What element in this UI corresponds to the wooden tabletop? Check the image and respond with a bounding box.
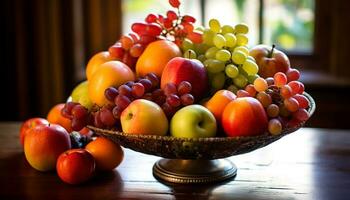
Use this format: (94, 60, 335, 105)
(1, 122, 350, 200)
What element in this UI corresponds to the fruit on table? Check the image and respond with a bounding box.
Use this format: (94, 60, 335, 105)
(161, 57, 208, 99)
(56, 149, 95, 184)
(204, 90, 236, 122)
(47, 103, 73, 132)
(222, 97, 268, 137)
(86, 51, 114, 80)
(121, 99, 168, 136)
(24, 124, 71, 171)
(170, 105, 217, 138)
(136, 40, 181, 78)
(249, 44, 290, 78)
(85, 137, 124, 171)
(88, 61, 135, 107)
(71, 80, 93, 111)
(19, 118, 49, 147)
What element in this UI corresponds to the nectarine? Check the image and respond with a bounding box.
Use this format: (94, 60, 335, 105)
(88, 61, 135, 107)
(136, 40, 181, 78)
(86, 51, 114, 80)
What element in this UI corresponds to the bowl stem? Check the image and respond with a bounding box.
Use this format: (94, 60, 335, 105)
(152, 158, 237, 184)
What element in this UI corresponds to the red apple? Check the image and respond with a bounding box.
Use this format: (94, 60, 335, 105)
(56, 149, 95, 185)
(24, 124, 71, 171)
(249, 44, 290, 78)
(222, 97, 268, 137)
(161, 57, 208, 99)
(19, 118, 49, 147)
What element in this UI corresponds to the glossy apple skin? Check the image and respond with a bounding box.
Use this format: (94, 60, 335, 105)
(56, 149, 95, 185)
(24, 124, 71, 172)
(161, 57, 208, 99)
(222, 97, 268, 137)
(249, 45, 290, 78)
(19, 118, 49, 147)
(121, 99, 168, 136)
(170, 105, 217, 138)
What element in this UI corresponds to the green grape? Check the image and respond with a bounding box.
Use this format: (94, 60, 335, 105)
(215, 49, 231, 62)
(211, 72, 226, 90)
(213, 34, 226, 49)
(184, 49, 197, 59)
(195, 26, 205, 32)
(209, 19, 221, 33)
(221, 25, 235, 34)
(231, 50, 247, 64)
(233, 74, 248, 88)
(237, 65, 249, 77)
(235, 23, 249, 34)
(236, 34, 248, 46)
(197, 54, 206, 62)
(194, 43, 209, 55)
(225, 64, 239, 78)
(205, 46, 219, 59)
(247, 74, 259, 84)
(203, 29, 215, 45)
(227, 84, 239, 94)
(224, 33, 237, 47)
(242, 60, 259, 75)
(205, 59, 226, 73)
(234, 46, 249, 56)
(247, 55, 256, 62)
(181, 38, 194, 51)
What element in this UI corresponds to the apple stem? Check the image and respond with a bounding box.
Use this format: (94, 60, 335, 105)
(268, 44, 275, 58)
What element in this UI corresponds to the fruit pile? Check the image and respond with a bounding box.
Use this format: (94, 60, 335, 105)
(19, 0, 311, 185)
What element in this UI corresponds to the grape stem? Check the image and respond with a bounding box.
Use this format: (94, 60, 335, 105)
(268, 44, 276, 58)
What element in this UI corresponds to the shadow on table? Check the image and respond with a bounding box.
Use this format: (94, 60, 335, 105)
(0, 153, 124, 200)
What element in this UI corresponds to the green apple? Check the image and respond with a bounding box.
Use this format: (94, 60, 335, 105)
(170, 105, 217, 138)
(71, 81, 93, 110)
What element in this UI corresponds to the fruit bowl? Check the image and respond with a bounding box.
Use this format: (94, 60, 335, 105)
(89, 93, 315, 184)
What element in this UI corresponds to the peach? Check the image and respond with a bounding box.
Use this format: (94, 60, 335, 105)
(222, 97, 268, 137)
(85, 137, 124, 171)
(204, 90, 236, 122)
(86, 51, 114, 80)
(136, 40, 181, 78)
(24, 124, 71, 171)
(88, 61, 135, 107)
(47, 104, 73, 133)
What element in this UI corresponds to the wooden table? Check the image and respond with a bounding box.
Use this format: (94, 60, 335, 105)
(1, 122, 350, 200)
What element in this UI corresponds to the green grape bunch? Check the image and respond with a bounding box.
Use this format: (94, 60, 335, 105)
(182, 18, 260, 94)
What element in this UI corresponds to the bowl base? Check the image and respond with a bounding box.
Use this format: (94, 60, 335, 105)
(152, 158, 237, 184)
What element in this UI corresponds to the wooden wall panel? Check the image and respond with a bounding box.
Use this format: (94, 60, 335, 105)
(2, 0, 122, 120)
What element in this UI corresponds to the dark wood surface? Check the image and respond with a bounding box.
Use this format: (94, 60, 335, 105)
(1, 122, 350, 200)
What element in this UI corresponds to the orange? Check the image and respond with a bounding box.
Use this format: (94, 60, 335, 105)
(136, 40, 181, 78)
(47, 103, 73, 133)
(204, 90, 236, 122)
(86, 51, 114, 80)
(88, 61, 135, 106)
(85, 137, 124, 171)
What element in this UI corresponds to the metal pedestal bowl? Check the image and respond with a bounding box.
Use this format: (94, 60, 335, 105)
(88, 93, 315, 184)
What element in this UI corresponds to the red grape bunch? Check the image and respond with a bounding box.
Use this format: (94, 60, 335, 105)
(162, 81, 195, 117)
(61, 102, 93, 132)
(108, 0, 202, 69)
(235, 68, 310, 135)
(87, 73, 196, 129)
